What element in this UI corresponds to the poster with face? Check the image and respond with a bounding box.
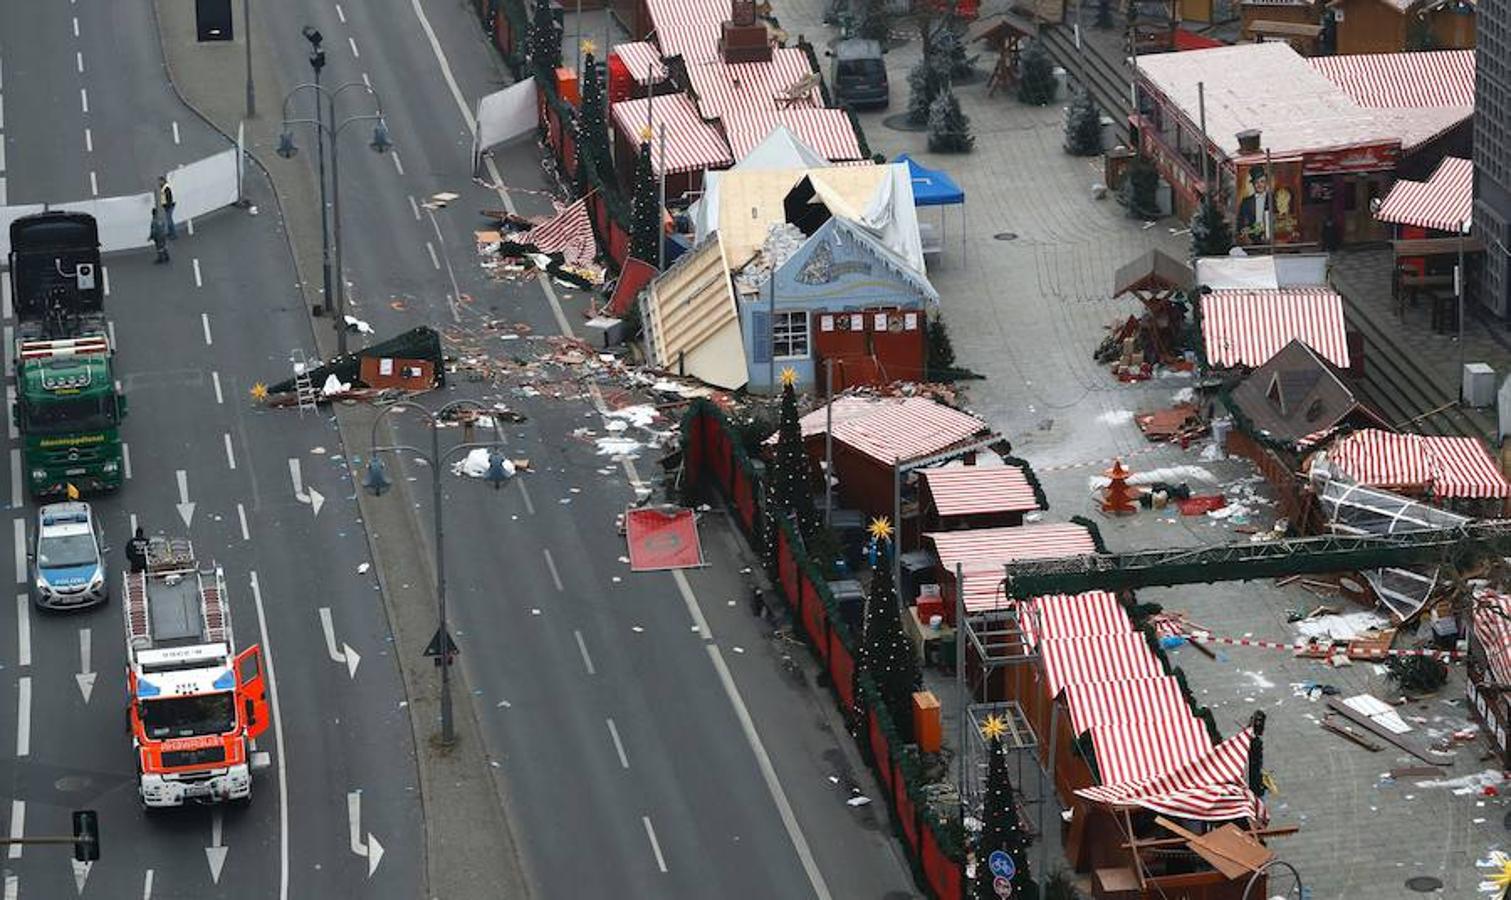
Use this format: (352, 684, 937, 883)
(1234, 160, 1303, 245)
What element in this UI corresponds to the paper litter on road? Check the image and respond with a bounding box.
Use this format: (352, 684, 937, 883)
(321, 373, 351, 396)
(357, 562, 371, 575)
(452, 447, 515, 480)
(846, 796, 871, 807)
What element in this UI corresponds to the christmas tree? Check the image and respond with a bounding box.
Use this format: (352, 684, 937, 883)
(906, 55, 946, 125)
(927, 87, 974, 153)
(931, 19, 974, 81)
(857, 519, 922, 735)
(1017, 39, 1057, 106)
(1189, 194, 1234, 257)
(628, 139, 660, 265)
(763, 368, 820, 562)
(528, 0, 563, 73)
(1119, 155, 1161, 220)
(1064, 87, 1104, 157)
(854, 0, 893, 42)
(575, 47, 611, 198)
(976, 716, 1038, 900)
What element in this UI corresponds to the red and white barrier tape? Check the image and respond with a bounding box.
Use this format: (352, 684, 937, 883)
(1182, 632, 1464, 662)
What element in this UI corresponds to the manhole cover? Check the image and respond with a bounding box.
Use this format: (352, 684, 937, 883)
(994, 232, 1019, 241)
(1405, 876, 1444, 892)
(881, 113, 928, 133)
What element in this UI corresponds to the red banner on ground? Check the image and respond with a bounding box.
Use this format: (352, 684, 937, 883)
(625, 507, 704, 571)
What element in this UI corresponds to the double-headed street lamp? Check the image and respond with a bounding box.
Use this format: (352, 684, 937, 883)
(363, 400, 514, 747)
(278, 29, 392, 357)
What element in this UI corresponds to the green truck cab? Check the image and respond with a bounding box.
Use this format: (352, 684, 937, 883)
(7, 212, 126, 499)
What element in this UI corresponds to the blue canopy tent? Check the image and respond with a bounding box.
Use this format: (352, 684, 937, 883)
(895, 153, 966, 264)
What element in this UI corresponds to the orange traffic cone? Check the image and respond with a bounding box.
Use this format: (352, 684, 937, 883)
(1101, 458, 1138, 515)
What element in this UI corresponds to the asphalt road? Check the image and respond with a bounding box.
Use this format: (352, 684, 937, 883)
(0, 2, 423, 897)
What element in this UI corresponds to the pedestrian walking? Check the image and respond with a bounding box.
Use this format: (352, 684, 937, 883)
(126, 527, 149, 574)
(158, 175, 177, 239)
(149, 209, 170, 263)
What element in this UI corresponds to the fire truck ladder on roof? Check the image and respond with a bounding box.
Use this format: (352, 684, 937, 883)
(197, 566, 231, 646)
(19, 334, 110, 359)
(291, 349, 318, 416)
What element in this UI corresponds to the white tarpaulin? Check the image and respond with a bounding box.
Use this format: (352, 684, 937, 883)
(55, 193, 155, 252)
(473, 78, 537, 169)
(165, 148, 240, 221)
(1195, 252, 1329, 289)
(0, 204, 46, 258)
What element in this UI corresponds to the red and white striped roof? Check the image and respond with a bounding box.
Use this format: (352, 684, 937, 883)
(610, 93, 734, 175)
(1021, 591, 1129, 645)
(1375, 157, 1472, 234)
(783, 396, 901, 443)
(1424, 436, 1511, 499)
(921, 466, 1042, 517)
(1474, 591, 1511, 685)
(1061, 676, 1192, 735)
(928, 524, 1098, 613)
(830, 397, 989, 466)
(1038, 634, 1165, 696)
(612, 42, 669, 85)
(1201, 288, 1350, 370)
(1327, 429, 1431, 487)
(687, 49, 821, 118)
(1077, 727, 1265, 823)
(1087, 716, 1214, 787)
(518, 196, 597, 268)
(644, 0, 723, 67)
(1310, 50, 1474, 110)
(722, 108, 865, 164)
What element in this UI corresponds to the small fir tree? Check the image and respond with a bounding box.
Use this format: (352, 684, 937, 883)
(528, 0, 563, 73)
(763, 369, 821, 561)
(1017, 39, 1057, 106)
(925, 312, 956, 377)
(855, 0, 893, 41)
(1064, 88, 1104, 156)
(976, 717, 1038, 900)
(1119, 155, 1161, 219)
(927, 87, 974, 153)
(856, 520, 922, 736)
(1189, 195, 1234, 257)
(628, 141, 660, 265)
(931, 20, 973, 81)
(907, 56, 946, 125)
(574, 49, 611, 198)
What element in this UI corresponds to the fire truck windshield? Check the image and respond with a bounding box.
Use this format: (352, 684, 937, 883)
(141, 692, 236, 739)
(25, 395, 118, 434)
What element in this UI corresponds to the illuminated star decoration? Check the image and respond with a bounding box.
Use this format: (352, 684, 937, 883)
(868, 516, 893, 543)
(639, 124, 653, 143)
(1480, 851, 1511, 897)
(980, 714, 1009, 741)
(581, 38, 598, 57)
(250, 382, 269, 401)
(779, 366, 798, 387)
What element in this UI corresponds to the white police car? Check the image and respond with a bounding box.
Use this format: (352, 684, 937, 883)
(32, 502, 108, 610)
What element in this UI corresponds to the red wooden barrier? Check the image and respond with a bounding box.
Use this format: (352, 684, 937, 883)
(734, 467, 755, 533)
(895, 774, 919, 852)
(869, 713, 893, 791)
(778, 530, 799, 602)
(828, 637, 855, 709)
(922, 827, 963, 899)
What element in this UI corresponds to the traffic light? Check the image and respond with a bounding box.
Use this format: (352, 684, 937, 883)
(71, 810, 99, 862)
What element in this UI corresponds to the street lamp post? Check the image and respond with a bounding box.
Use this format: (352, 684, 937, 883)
(278, 77, 391, 357)
(301, 29, 331, 331)
(243, 0, 256, 117)
(363, 400, 513, 747)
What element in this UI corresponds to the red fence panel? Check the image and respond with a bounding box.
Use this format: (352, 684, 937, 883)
(922, 827, 963, 900)
(869, 713, 893, 793)
(734, 468, 755, 534)
(777, 530, 799, 602)
(828, 634, 855, 709)
(803, 577, 828, 650)
(685, 413, 705, 483)
(895, 774, 919, 853)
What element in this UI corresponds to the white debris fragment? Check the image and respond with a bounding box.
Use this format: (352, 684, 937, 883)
(1096, 409, 1135, 426)
(344, 315, 375, 334)
(452, 447, 514, 480)
(320, 373, 351, 396)
(357, 562, 371, 575)
(846, 796, 871, 807)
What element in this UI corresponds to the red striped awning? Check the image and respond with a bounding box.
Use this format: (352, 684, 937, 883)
(1087, 716, 1214, 787)
(1474, 590, 1511, 685)
(928, 524, 1098, 612)
(613, 42, 669, 85)
(721, 108, 865, 163)
(645, 0, 722, 66)
(610, 93, 734, 175)
(1201, 288, 1350, 370)
(1077, 727, 1265, 823)
(1326, 429, 1430, 488)
(1309, 50, 1474, 110)
(1021, 590, 1129, 645)
(1038, 634, 1165, 696)
(1375, 157, 1472, 234)
(921, 465, 1042, 517)
(1061, 676, 1192, 734)
(830, 397, 989, 466)
(518, 196, 597, 267)
(684, 48, 820, 118)
(1423, 436, 1511, 499)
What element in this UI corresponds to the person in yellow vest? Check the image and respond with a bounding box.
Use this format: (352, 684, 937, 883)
(158, 175, 177, 239)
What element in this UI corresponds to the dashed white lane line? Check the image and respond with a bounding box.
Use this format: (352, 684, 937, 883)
(102, 265, 110, 296)
(84, 127, 93, 153)
(9, 448, 19, 510)
(72, 15, 79, 36)
(4, 873, 15, 899)
(15, 677, 30, 757)
(336, 3, 346, 22)
(606, 717, 629, 769)
(642, 816, 667, 873)
(76, 51, 83, 73)
(187, 217, 195, 236)
(426, 241, 439, 270)
(4, 387, 13, 439)
(0, 94, 4, 129)
(122, 441, 132, 480)
(349, 36, 360, 58)
(237, 503, 250, 541)
(408, 195, 421, 220)
(202, 312, 213, 345)
(11, 514, 22, 585)
(0, 141, 6, 173)
(517, 477, 535, 515)
(193, 257, 203, 288)
(224, 433, 236, 471)
(212, 370, 224, 404)
(172, 121, 181, 145)
(574, 629, 595, 675)
(16, 593, 30, 668)
(248, 571, 291, 900)
(2, 325, 9, 376)
(542, 548, 563, 591)
(89, 170, 98, 197)
(7, 800, 23, 859)
(107, 320, 116, 349)
(143, 869, 154, 899)
(391, 150, 404, 175)
(129, 513, 137, 536)
(361, 72, 371, 89)
(2, 277, 10, 318)
(0, 176, 7, 206)
(80, 87, 88, 114)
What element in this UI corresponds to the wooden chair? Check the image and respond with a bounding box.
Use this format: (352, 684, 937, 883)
(774, 72, 821, 108)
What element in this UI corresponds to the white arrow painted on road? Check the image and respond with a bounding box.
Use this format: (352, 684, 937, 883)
(75, 628, 95, 703)
(318, 607, 361, 679)
(175, 469, 196, 529)
(71, 858, 91, 894)
(289, 458, 326, 518)
(205, 807, 228, 883)
(347, 790, 384, 877)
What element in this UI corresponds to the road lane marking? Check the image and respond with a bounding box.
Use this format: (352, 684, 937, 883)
(361, 72, 371, 89)
(187, 217, 195, 236)
(143, 869, 154, 899)
(2, 278, 10, 319)
(642, 816, 667, 873)
(237, 503, 250, 541)
(107, 320, 116, 348)
(202, 312, 213, 344)
(122, 441, 132, 479)
(391, 150, 404, 175)
(2, 326, 9, 377)
(16, 594, 29, 667)
(205, 808, 227, 883)
(129, 513, 137, 535)
(72, 15, 79, 36)
(347, 791, 385, 876)
(85, 127, 92, 152)
(5, 387, 14, 439)
(76, 627, 95, 702)
(542, 548, 563, 591)
(224, 433, 236, 470)
(16, 676, 30, 757)
(89, 170, 98, 196)
(517, 477, 535, 514)
(319, 608, 361, 678)
(193, 258, 203, 288)
(7, 800, 22, 859)
(4, 874, 15, 899)
(76, 51, 83, 73)
(13, 518, 25, 584)
(408, 194, 421, 220)
(0, 94, 4, 129)
(672, 569, 713, 642)
(606, 717, 629, 769)
(426, 241, 439, 270)
(102, 265, 109, 296)
(574, 629, 595, 675)
(0, 141, 6, 172)
(80, 87, 88, 114)
(172, 121, 180, 145)
(249, 571, 291, 900)
(212, 370, 224, 404)
(9, 448, 19, 509)
(336, 3, 346, 21)
(0, 177, 7, 206)
(349, 36, 360, 58)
